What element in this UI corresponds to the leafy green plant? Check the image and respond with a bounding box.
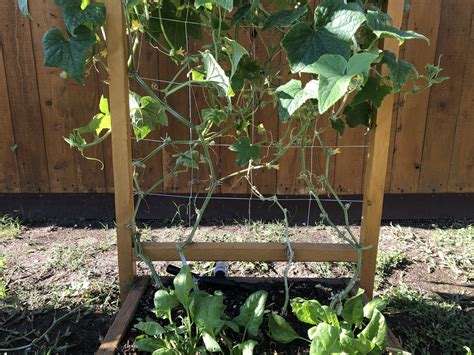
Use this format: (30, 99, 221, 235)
(19, 1, 449, 351)
(0, 215, 22, 241)
(269, 289, 395, 354)
(134, 266, 268, 354)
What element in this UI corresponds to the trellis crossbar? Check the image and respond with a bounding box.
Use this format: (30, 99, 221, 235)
(104, 0, 405, 302)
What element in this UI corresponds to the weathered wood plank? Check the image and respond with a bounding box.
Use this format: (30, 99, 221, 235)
(96, 276, 150, 355)
(448, 15, 474, 192)
(418, 0, 473, 193)
(390, 0, 443, 193)
(139, 242, 357, 262)
(0, 45, 21, 192)
(0, 0, 49, 192)
(359, 0, 404, 299)
(105, 0, 137, 298)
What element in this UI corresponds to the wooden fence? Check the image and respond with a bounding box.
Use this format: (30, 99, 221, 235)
(0, 0, 473, 195)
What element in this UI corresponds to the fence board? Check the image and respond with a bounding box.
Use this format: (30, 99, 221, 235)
(448, 15, 474, 192)
(0, 45, 20, 192)
(0, 1, 49, 192)
(0, 1, 470, 196)
(419, 0, 473, 193)
(390, 0, 442, 193)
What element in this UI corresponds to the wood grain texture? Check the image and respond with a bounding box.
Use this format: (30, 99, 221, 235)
(139, 242, 357, 262)
(0, 0, 49, 192)
(96, 276, 150, 355)
(390, 0, 443, 193)
(29, 0, 107, 193)
(359, 0, 404, 299)
(105, 0, 137, 299)
(0, 45, 21, 192)
(418, 0, 473, 193)
(448, 15, 474, 192)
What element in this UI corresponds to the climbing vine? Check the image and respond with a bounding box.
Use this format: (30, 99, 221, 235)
(20, 0, 447, 314)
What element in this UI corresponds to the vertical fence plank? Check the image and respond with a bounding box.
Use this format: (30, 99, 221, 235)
(448, 15, 474, 192)
(29, 0, 107, 193)
(359, 0, 404, 299)
(418, 0, 473, 193)
(390, 0, 443, 193)
(0, 45, 21, 192)
(105, 0, 136, 299)
(0, 0, 49, 192)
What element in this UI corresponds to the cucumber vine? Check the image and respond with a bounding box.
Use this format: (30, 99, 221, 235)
(20, 0, 447, 316)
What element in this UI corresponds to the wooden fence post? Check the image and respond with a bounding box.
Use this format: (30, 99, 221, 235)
(359, 0, 404, 299)
(105, 0, 136, 300)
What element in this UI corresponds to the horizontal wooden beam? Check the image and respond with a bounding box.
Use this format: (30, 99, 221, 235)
(137, 242, 357, 262)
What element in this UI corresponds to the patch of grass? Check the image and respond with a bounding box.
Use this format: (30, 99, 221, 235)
(376, 251, 409, 277)
(0, 255, 6, 298)
(0, 215, 22, 241)
(383, 285, 474, 354)
(431, 225, 473, 277)
(47, 246, 88, 272)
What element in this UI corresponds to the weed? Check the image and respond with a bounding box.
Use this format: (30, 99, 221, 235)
(0, 255, 6, 298)
(47, 245, 87, 271)
(376, 251, 409, 277)
(0, 215, 22, 241)
(383, 284, 474, 354)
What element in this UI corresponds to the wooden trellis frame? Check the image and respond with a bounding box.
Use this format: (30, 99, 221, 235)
(104, 0, 404, 302)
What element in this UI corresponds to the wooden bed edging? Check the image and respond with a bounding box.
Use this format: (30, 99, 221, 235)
(96, 276, 401, 354)
(96, 276, 150, 355)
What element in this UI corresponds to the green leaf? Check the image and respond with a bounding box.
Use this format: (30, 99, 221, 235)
(195, 0, 233, 12)
(175, 150, 200, 169)
(43, 26, 96, 84)
(233, 290, 268, 337)
(268, 312, 299, 344)
(343, 102, 372, 128)
(229, 137, 260, 167)
(18, 0, 32, 19)
(315, 1, 366, 42)
(366, 8, 428, 43)
(193, 291, 226, 337)
(55, 0, 106, 35)
(135, 322, 166, 337)
(309, 323, 342, 355)
(281, 23, 351, 74)
(275, 80, 319, 123)
(359, 309, 388, 350)
(312, 53, 378, 113)
(134, 337, 166, 352)
(129, 92, 168, 140)
(291, 298, 325, 325)
(234, 340, 258, 355)
(263, 5, 308, 31)
(341, 288, 364, 325)
(201, 51, 234, 97)
(154, 289, 179, 318)
(152, 349, 178, 355)
(363, 298, 386, 319)
(202, 331, 222, 352)
(80, 0, 90, 10)
(173, 265, 194, 310)
(331, 117, 345, 136)
(147, 2, 202, 50)
(351, 77, 391, 108)
(382, 50, 417, 92)
(201, 108, 228, 127)
(223, 37, 249, 79)
(340, 329, 374, 353)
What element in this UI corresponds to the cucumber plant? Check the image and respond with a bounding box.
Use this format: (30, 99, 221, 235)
(19, 1, 447, 352)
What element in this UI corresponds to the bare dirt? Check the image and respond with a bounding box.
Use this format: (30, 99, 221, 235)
(1, 219, 472, 354)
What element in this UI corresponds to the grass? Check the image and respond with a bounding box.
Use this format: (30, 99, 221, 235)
(376, 251, 409, 277)
(383, 284, 474, 354)
(0, 215, 22, 241)
(0, 255, 6, 298)
(47, 245, 88, 271)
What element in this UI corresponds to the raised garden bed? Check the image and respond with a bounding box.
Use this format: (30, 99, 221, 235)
(98, 275, 401, 354)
